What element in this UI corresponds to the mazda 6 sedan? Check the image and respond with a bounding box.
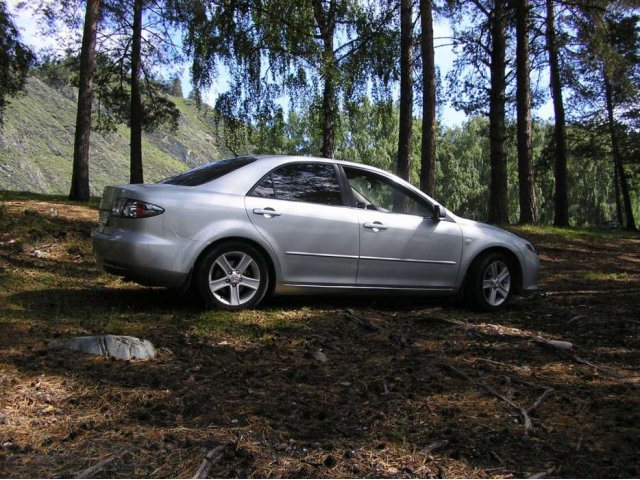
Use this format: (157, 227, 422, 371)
(93, 155, 539, 310)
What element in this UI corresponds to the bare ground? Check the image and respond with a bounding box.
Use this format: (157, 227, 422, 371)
(0, 198, 639, 478)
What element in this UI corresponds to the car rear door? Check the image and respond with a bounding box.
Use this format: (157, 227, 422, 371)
(245, 162, 360, 286)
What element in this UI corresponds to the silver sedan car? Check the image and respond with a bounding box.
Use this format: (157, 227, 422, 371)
(93, 155, 539, 310)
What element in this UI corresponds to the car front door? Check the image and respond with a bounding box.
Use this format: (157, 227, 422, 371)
(245, 162, 359, 286)
(343, 166, 463, 289)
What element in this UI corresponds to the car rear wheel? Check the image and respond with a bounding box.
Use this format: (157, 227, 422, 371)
(467, 252, 513, 311)
(197, 243, 269, 310)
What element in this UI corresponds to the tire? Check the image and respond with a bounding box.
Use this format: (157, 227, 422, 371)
(196, 242, 269, 310)
(466, 252, 513, 311)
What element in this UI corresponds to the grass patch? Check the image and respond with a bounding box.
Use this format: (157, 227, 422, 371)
(576, 270, 634, 281)
(1, 190, 101, 209)
(192, 308, 312, 341)
(513, 224, 639, 241)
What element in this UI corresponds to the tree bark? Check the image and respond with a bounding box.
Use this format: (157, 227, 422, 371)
(604, 75, 636, 230)
(613, 161, 624, 225)
(488, 0, 509, 224)
(313, 0, 337, 158)
(130, 0, 144, 184)
(69, 0, 100, 201)
(515, 0, 537, 224)
(420, 0, 437, 196)
(545, 0, 569, 227)
(397, 0, 413, 182)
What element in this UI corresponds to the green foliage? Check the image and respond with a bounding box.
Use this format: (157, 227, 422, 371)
(179, 0, 399, 156)
(169, 76, 183, 98)
(93, 53, 181, 134)
(32, 56, 79, 89)
(250, 96, 631, 226)
(0, 0, 35, 125)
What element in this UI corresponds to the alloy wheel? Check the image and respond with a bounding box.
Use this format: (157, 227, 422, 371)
(207, 251, 262, 307)
(482, 260, 511, 307)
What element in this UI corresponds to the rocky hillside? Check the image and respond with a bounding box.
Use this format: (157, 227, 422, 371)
(0, 77, 233, 195)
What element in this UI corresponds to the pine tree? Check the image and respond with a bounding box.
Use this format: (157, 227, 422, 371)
(397, 0, 413, 181)
(69, 0, 100, 201)
(0, 1, 35, 126)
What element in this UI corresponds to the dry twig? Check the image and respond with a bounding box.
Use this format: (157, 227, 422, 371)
(75, 456, 116, 479)
(529, 465, 557, 478)
(193, 445, 225, 479)
(529, 388, 555, 414)
(423, 440, 449, 455)
(344, 309, 382, 332)
(443, 364, 533, 436)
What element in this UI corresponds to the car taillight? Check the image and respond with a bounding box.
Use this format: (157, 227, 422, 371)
(111, 199, 164, 218)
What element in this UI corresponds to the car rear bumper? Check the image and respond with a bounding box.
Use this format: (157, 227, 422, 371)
(92, 229, 194, 288)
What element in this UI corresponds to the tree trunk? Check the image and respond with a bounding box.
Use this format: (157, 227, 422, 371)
(321, 56, 336, 158)
(515, 0, 536, 224)
(313, 0, 337, 158)
(129, 0, 144, 184)
(420, 0, 436, 197)
(604, 75, 636, 230)
(488, 0, 508, 224)
(545, 0, 569, 227)
(69, 0, 100, 201)
(397, 0, 413, 182)
(613, 161, 624, 225)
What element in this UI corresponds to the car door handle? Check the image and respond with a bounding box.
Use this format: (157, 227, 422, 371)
(253, 208, 282, 218)
(363, 221, 388, 232)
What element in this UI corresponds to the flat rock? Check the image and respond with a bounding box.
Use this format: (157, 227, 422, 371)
(47, 335, 156, 361)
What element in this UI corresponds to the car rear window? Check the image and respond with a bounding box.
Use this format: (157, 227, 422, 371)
(161, 157, 256, 186)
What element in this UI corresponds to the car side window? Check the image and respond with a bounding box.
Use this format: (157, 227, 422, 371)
(344, 167, 433, 217)
(250, 163, 344, 206)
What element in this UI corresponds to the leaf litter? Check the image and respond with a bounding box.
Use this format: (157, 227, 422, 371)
(0, 199, 639, 478)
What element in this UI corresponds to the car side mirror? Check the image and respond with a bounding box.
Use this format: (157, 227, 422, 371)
(432, 204, 446, 221)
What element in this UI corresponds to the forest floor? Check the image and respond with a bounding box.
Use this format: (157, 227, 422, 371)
(0, 193, 639, 479)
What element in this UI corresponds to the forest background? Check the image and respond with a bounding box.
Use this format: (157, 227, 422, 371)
(1, 0, 639, 229)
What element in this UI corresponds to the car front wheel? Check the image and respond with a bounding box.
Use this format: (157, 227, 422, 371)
(467, 252, 513, 311)
(197, 243, 269, 310)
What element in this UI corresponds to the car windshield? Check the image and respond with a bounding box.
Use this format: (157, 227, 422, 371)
(160, 157, 257, 186)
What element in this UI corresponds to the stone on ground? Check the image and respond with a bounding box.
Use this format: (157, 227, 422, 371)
(47, 335, 156, 360)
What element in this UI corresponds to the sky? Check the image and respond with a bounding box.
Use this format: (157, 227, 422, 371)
(7, 0, 553, 128)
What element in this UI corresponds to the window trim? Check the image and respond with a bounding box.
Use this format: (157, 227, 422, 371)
(246, 161, 351, 208)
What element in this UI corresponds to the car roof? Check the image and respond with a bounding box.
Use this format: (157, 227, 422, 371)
(249, 154, 390, 174)
(202, 154, 438, 206)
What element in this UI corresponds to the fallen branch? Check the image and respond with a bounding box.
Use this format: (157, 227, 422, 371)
(505, 375, 549, 391)
(418, 315, 466, 326)
(193, 446, 225, 479)
(75, 456, 116, 479)
(534, 338, 621, 377)
(423, 440, 449, 455)
(529, 465, 557, 478)
(567, 315, 586, 324)
(529, 388, 555, 414)
(344, 309, 382, 332)
(442, 364, 533, 436)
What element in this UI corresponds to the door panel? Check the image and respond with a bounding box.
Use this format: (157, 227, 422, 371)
(356, 210, 462, 288)
(245, 197, 359, 285)
(342, 165, 463, 289)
